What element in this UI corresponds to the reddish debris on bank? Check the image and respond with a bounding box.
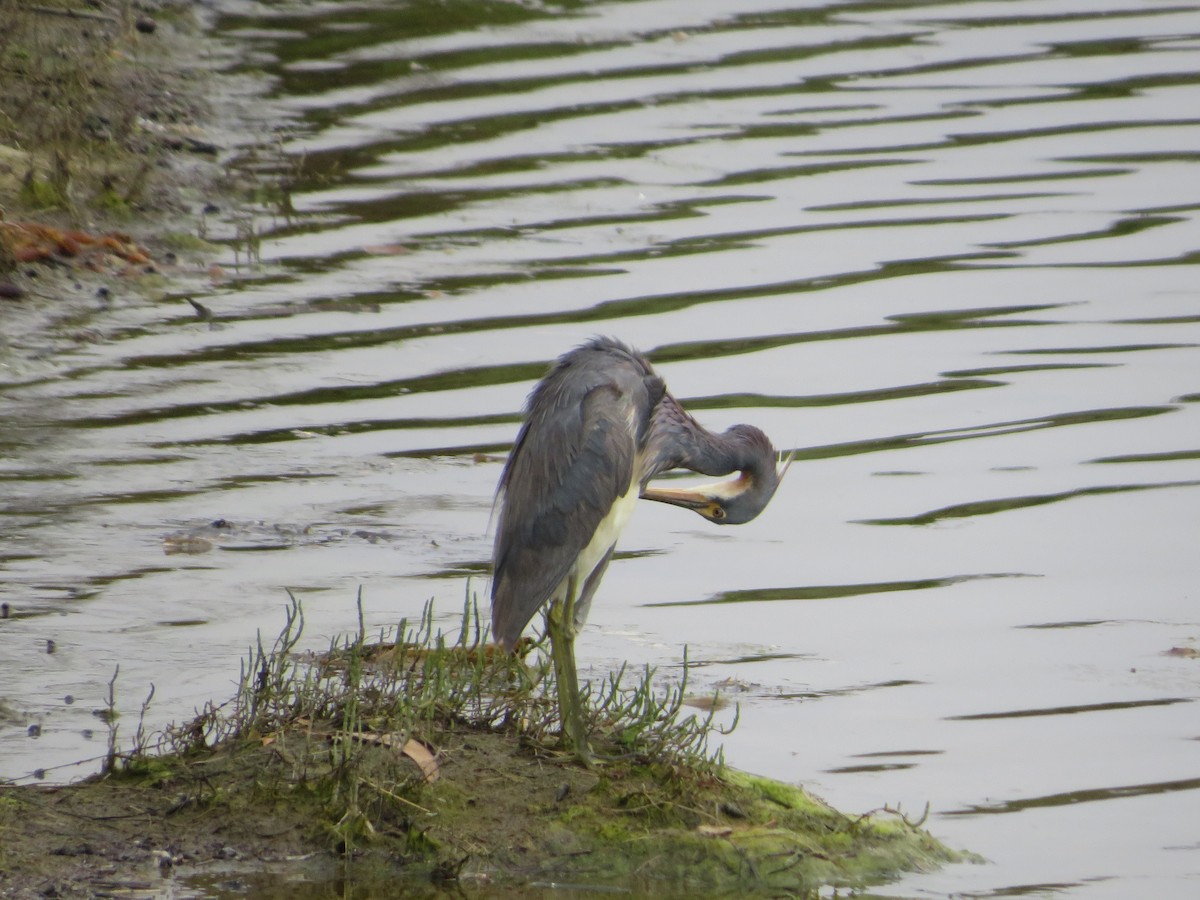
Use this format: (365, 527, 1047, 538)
(0, 220, 154, 272)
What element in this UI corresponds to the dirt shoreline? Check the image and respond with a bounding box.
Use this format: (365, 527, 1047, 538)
(0, 0, 277, 362)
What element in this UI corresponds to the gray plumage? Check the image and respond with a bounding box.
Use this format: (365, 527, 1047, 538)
(491, 336, 785, 650)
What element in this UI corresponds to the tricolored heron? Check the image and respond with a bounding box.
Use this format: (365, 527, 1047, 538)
(490, 337, 788, 763)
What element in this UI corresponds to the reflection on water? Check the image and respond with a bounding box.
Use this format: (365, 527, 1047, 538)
(3, 0, 1200, 896)
(945, 697, 1193, 721)
(648, 572, 1029, 606)
(858, 477, 1200, 526)
(949, 775, 1200, 817)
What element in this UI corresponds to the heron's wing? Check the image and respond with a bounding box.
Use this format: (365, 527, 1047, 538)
(491, 354, 660, 648)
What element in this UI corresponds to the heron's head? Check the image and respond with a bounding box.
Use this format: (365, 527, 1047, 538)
(641, 425, 791, 525)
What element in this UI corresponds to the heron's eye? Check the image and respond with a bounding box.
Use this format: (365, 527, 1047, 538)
(711, 506, 726, 520)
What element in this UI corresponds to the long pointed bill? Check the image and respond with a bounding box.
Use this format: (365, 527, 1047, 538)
(639, 484, 715, 511)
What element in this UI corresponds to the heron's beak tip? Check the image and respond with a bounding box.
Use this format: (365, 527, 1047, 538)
(777, 449, 796, 482)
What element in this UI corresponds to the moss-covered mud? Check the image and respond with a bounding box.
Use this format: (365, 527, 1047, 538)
(0, 600, 972, 898)
(0, 723, 963, 899)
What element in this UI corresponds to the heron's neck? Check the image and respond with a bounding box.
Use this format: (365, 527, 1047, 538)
(705, 427, 772, 479)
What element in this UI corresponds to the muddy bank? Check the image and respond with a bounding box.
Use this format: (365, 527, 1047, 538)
(0, 601, 971, 897)
(0, 0, 276, 358)
(0, 730, 962, 898)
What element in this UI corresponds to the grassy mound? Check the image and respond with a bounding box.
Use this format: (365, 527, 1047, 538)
(0, 595, 971, 897)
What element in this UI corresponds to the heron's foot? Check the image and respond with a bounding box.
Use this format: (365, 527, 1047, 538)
(537, 730, 595, 769)
(564, 735, 595, 770)
(553, 668, 593, 768)
(546, 745, 640, 769)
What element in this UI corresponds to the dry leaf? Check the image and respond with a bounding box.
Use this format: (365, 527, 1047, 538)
(401, 739, 440, 783)
(1166, 646, 1199, 659)
(696, 824, 733, 838)
(353, 733, 439, 782)
(162, 535, 214, 555)
(683, 693, 730, 712)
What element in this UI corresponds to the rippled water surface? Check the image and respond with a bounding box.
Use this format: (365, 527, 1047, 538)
(3, 0, 1200, 896)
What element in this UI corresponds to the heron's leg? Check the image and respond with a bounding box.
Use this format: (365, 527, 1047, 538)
(546, 575, 592, 767)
